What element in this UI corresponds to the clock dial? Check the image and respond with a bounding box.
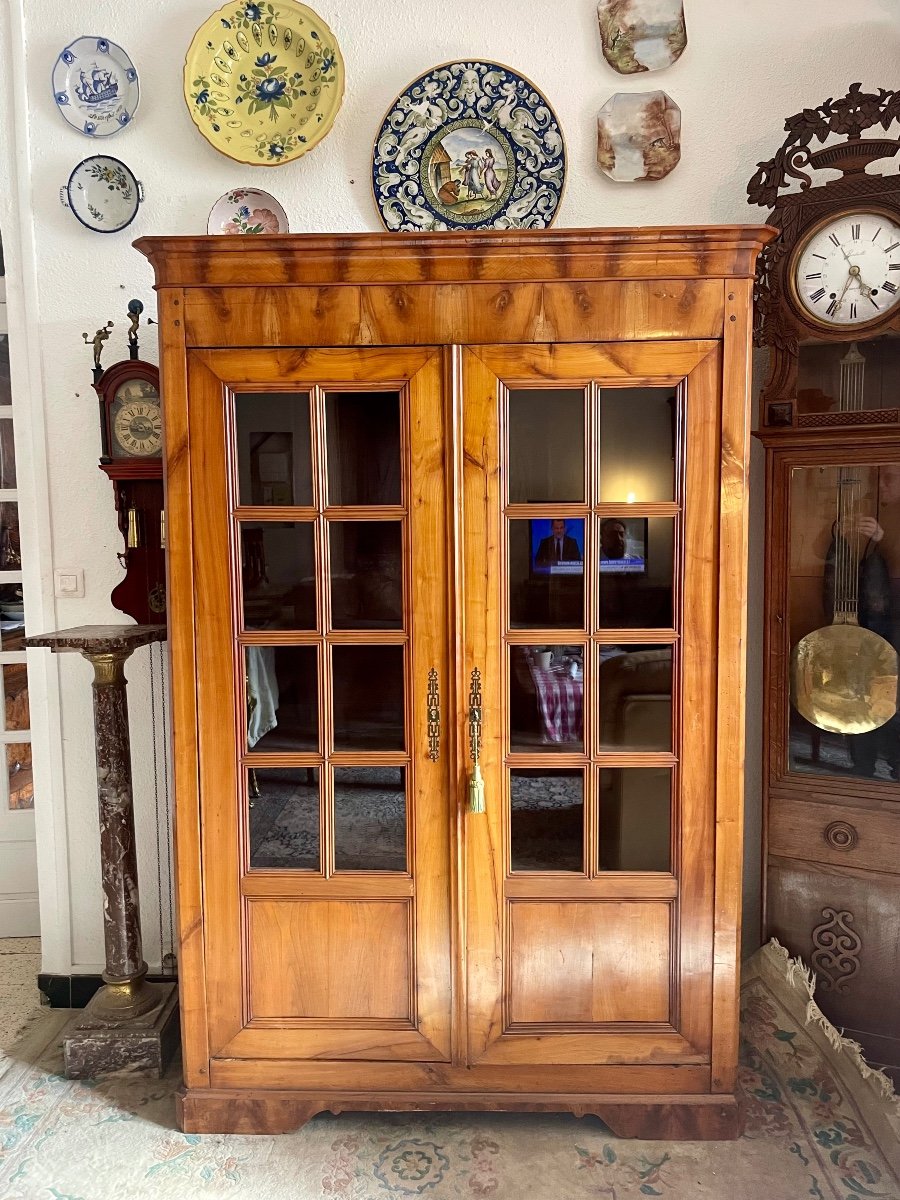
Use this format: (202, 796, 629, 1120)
(111, 379, 162, 458)
(793, 211, 900, 328)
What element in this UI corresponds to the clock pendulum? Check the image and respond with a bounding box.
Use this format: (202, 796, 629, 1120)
(790, 344, 900, 734)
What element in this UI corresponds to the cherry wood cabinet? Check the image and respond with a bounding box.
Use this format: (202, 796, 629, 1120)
(136, 227, 772, 1138)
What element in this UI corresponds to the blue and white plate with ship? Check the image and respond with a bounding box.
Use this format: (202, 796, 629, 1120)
(372, 60, 566, 231)
(53, 36, 140, 137)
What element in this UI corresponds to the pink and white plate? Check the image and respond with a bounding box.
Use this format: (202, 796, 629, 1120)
(207, 188, 289, 235)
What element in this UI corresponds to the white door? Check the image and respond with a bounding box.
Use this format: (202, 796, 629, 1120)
(0, 276, 38, 935)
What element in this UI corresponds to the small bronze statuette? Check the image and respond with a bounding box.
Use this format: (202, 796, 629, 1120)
(83, 320, 114, 373)
(127, 298, 143, 357)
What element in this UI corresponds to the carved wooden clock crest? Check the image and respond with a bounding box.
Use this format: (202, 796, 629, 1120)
(88, 300, 166, 625)
(749, 83, 900, 428)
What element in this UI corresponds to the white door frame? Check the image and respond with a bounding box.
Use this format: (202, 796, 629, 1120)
(0, 0, 71, 952)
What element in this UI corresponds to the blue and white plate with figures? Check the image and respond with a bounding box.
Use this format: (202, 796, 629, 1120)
(373, 60, 566, 232)
(52, 36, 139, 137)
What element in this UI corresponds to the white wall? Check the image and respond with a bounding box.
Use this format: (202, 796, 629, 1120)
(3, 0, 899, 972)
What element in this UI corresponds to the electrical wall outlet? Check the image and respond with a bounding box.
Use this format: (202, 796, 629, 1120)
(54, 569, 85, 598)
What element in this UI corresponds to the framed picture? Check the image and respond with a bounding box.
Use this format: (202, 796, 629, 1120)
(598, 517, 647, 575)
(529, 518, 585, 577)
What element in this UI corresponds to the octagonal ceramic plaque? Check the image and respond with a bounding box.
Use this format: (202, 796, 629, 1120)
(597, 0, 687, 74)
(596, 91, 681, 182)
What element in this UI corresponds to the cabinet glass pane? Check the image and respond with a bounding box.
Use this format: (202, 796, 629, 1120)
(245, 645, 318, 753)
(0, 335, 10, 406)
(510, 768, 583, 872)
(330, 521, 403, 630)
(598, 517, 674, 629)
(0, 501, 20, 569)
(334, 766, 406, 872)
(326, 392, 401, 506)
(598, 767, 671, 871)
(235, 393, 312, 507)
(249, 767, 319, 870)
(333, 645, 405, 750)
(0, 418, 16, 489)
(788, 463, 900, 780)
(797, 337, 900, 417)
(7, 742, 32, 811)
(598, 388, 675, 502)
(241, 522, 316, 630)
(509, 518, 584, 629)
(3, 663, 29, 731)
(510, 644, 584, 751)
(598, 645, 672, 752)
(508, 388, 585, 503)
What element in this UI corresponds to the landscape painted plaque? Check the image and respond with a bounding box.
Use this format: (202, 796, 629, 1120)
(597, 0, 687, 74)
(597, 91, 681, 182)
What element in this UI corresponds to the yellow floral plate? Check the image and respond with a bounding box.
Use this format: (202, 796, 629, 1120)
(184, 1, 344, 165)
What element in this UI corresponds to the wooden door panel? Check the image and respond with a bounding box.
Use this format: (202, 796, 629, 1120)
(463, 343, 720, 1071)
(247, 899, 412, 1021)
(189, 347, 452, 1069)
(507, 901, 671, 1027)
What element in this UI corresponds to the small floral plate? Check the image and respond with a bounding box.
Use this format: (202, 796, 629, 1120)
(52, 36, 140, 137)
(208, 187, 289, 234)
(60, 155, 143, 233)
(184, 1, 344, 166)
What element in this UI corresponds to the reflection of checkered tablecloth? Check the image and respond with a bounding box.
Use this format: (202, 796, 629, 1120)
(529, 664, 583, 744)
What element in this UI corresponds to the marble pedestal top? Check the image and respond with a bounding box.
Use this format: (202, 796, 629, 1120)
(25, 625, 166, 654)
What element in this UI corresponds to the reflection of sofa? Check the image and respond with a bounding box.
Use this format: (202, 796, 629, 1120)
(598, 649, 671, 872)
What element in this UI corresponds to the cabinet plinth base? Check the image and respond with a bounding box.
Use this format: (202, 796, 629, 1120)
(177, 1087, 742, 1141)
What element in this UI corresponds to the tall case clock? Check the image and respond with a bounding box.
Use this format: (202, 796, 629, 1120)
(750, 83, 900, 1082)
(89, 301, 166, 625)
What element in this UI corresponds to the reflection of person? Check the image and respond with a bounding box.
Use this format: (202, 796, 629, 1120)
(841, 464, 900, 779)
(462, 150, 483, 199)
(600, 518, 627, 560)
(482, 147, 501, 196)
(536, 519, 582, 566)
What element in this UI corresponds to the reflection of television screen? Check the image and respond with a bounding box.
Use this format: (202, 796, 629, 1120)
(530, 519, 585, 577)
(599, 517, 647, 575)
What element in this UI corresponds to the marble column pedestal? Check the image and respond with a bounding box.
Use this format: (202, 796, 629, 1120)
(26, 625, 178, 1078)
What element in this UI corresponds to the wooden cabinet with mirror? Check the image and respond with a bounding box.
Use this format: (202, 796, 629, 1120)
(137, 227, 771, 1138)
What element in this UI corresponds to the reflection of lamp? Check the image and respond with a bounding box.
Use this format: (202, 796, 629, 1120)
(626, 491, 636, 504)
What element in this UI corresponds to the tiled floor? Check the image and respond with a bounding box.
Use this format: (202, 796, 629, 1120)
(0, 936, 44, 1050)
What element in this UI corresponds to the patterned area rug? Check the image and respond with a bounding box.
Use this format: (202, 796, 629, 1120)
(1, 941, 898, 1199)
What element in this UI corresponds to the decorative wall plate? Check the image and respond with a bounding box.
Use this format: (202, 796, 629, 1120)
(52, 36, 140, 136)
(373, 60, 566, 231)
(597, 91, 681, 181)
(208, 187, 289, 233)
(60, 155, 143, 233)
(184, 1, 344, 166)
(597, 0, 687, 74)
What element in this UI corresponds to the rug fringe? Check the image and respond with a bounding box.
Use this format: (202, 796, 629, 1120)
(763, 938, 899, 1107)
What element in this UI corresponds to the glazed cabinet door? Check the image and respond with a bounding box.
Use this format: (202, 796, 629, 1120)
(187, 347, 452, 1071)
(462, 342, 722, 1075)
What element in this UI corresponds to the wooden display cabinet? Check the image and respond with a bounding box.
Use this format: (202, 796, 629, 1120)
(136, 226, 772, 1137)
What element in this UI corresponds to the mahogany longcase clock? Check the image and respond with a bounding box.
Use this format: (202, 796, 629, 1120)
(91, 314, 166, 625)
(750, 83, 900, 1083)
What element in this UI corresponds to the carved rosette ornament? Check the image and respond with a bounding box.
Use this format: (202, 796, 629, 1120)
(747, 83, 900, 428)
(810, 906, 862, 993)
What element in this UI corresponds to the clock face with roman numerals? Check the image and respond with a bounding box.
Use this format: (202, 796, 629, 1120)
(110, 378, 162, 458)
(792, 210, 900, 330)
